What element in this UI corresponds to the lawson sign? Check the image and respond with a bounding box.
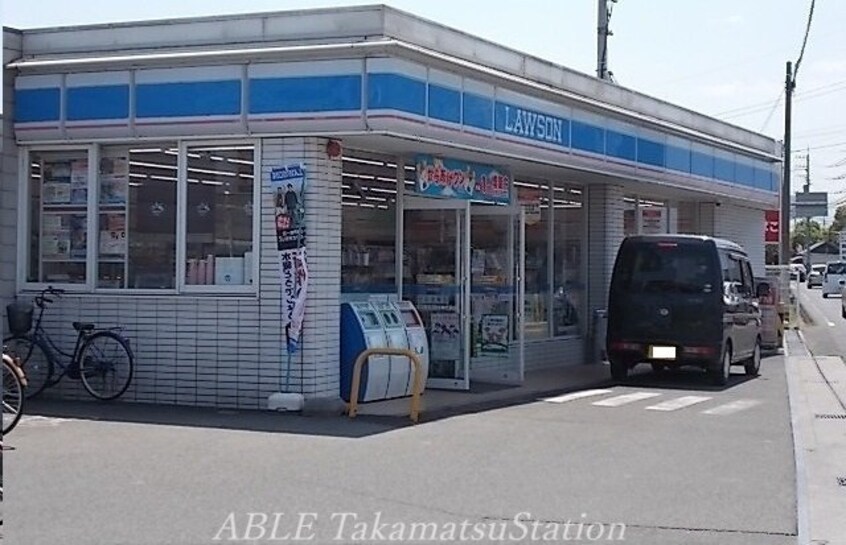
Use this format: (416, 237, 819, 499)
(415, 155, 511, 204)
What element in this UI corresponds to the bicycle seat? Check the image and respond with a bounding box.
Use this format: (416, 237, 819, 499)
(72, 321, 96, 332)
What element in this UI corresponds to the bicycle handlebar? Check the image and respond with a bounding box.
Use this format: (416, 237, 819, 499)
(35, 286, 63, 308)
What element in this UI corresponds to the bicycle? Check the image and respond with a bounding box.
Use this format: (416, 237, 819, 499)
(3, 286, 135, 401)
(2, 351, 26, 435)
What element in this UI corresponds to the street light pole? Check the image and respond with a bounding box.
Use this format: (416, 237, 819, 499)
(780, 61, 794, 265)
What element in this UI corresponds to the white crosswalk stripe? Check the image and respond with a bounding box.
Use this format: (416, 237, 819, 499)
(592, 392, 662, 407)
(541, 389, 613, 404)
(645, 395, 712, 411)
(701, 399, 762, 415)
(542, 389, 761, 416)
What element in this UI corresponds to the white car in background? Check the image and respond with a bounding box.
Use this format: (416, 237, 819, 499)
(807, 264, 826, 288)
(821, 261, 846, 298)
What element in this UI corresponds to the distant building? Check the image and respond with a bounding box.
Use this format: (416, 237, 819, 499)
(802, 241, 839, 267)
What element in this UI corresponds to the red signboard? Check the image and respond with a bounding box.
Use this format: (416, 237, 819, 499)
(765, 210, 780, 243)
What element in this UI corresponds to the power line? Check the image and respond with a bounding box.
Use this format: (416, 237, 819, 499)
(714, 78, 844, 119)
(794, 140, 846, 152)
(793, 0, 817, 80)
(760, 89, 785, 132)
(719, 81, 844, 120)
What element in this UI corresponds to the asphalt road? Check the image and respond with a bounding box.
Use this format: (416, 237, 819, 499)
(795, 281, 846, 356)
(3, 356, 796, 545)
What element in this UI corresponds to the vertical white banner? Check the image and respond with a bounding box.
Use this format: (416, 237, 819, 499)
(270, 163, 308, 354)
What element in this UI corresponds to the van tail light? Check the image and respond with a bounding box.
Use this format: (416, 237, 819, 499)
(683, 346, 717, 357)
(611, 341, 642, 352)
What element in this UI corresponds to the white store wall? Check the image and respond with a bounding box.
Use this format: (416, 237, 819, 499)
(30, 136, 343, 408)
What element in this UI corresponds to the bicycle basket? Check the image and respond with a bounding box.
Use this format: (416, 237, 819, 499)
(6, 302, 34, 336)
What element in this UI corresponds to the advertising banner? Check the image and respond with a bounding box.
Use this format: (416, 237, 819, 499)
(271, 163, 308, 354)
(765, 210, 780, 243)
(415, 155, 511, 204)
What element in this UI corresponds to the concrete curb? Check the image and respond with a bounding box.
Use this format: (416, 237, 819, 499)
(783, 332, 810, 545)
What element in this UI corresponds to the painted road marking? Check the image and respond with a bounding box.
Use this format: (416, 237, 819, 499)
(592, 392, 662, 407)
(542, 389, 613, 404)
(701, 399, 762, 416)
(645, 395, 712, 412)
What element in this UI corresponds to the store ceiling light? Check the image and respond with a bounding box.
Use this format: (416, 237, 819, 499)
(129, 160, 177, 171)
(342, 156, 383, 166)
(188, 167, 237, 177)
(192, 146, 254, 152)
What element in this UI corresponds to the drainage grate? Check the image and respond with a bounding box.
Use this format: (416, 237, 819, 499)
(815, 414, 846, 420)
(837, 477, 846, 487)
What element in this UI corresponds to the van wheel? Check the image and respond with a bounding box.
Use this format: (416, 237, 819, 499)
(710, 343, 731, 386)
(744, 338, 762, 377)
(610, 359, 629, 382)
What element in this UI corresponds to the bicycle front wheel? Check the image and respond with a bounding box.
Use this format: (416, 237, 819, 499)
(78, 331, 134, 401)
(3, 335, 53, 399)
(3, 358, 26, 435)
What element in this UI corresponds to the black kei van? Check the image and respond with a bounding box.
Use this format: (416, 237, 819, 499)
(606, 235, 763, 386)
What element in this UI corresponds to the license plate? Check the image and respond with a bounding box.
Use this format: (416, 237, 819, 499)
(649, 346, 677, 360)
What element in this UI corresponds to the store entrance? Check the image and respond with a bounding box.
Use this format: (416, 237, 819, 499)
(468, 204, 525, 385)
(402, 197, 471, 390)
(401, 197, 526, 390)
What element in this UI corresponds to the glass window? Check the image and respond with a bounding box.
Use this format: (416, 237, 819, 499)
(617, 242, 717, 294)
(27, 150, 90, 284)
(341, 156, 399, 297)
(826, 262, 846, 275)
(517, 183, 551, 340)
(185, 145, 255, 287)
(552, 186, 585, 336)
(98, 145, 178, 289)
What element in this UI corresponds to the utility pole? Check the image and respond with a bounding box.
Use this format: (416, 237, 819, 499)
(780, 61, 794, 265)
(597, 0, 615, 80)
(802, 152, 811, 255)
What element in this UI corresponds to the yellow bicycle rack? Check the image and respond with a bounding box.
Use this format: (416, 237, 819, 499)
(346, 348, 425, 424)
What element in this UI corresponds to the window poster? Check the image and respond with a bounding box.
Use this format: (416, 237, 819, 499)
(100, 157, 129, 204)
(99, 213, 127, 256)
(42, 213, 86, 259)
(70, 159, 89, 204)
(478, 314, 510, 356)
(430, 311, 461, 361)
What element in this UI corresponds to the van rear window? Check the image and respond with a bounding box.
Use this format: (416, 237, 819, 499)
(826, 263, 846, 274)
(615, 243, 717, 294)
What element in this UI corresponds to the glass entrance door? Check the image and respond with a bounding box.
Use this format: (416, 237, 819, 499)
(401, 198, 470, 390)
(468, 205, 525, 384)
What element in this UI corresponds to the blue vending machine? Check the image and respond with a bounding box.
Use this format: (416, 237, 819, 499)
(340, 302, 390, 402)
(372, 301, 411, 399)
(394, 301, 430, 396)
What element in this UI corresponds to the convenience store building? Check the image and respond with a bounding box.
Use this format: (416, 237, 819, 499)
(0, 5, 782, 408)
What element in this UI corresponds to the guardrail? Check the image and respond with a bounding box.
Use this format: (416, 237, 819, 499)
(346, 348, 425, 424)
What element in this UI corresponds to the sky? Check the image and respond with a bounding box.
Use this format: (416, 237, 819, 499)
(3, 0, 845, 216)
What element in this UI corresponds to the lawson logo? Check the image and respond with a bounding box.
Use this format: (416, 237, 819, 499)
(500, 104, 567, 145)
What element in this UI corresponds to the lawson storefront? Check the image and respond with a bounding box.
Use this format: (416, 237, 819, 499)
(0, 5, 782, 408)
